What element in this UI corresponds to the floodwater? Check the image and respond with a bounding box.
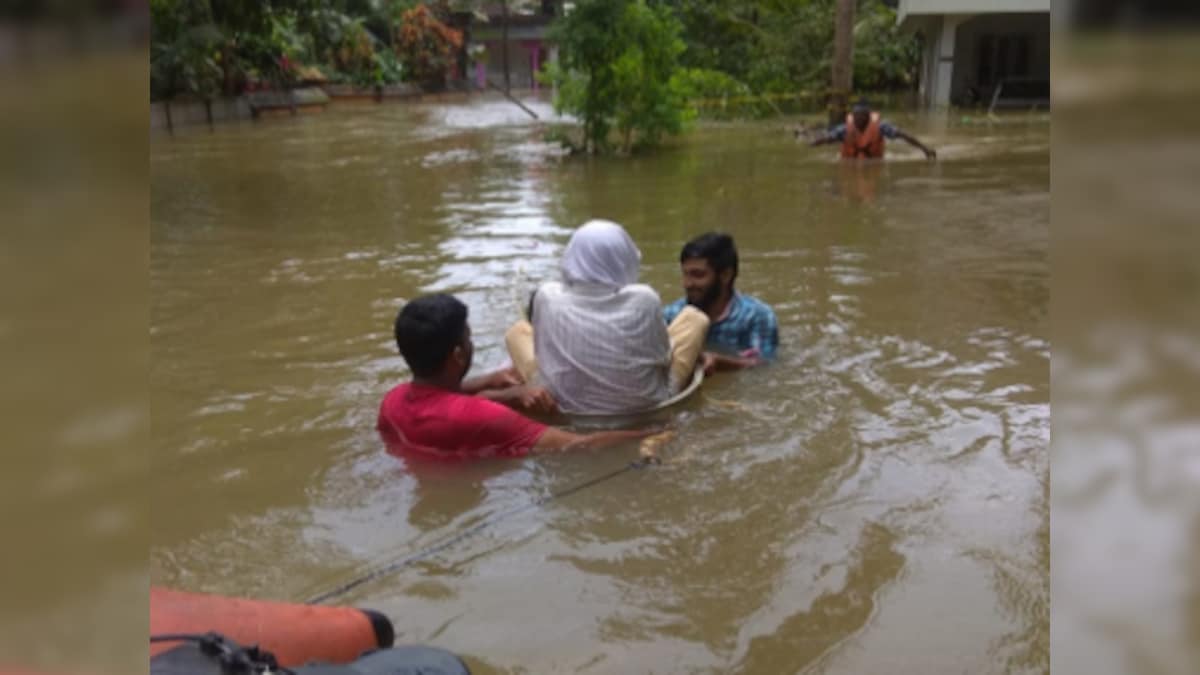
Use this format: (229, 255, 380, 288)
(150, 98, 1048, 674)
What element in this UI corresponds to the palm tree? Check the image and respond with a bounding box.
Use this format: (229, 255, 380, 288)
(830, 0, 856, 126)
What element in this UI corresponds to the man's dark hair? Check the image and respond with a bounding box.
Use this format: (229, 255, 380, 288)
(393, 294, 468, 377)
(681, 232, 739, 284)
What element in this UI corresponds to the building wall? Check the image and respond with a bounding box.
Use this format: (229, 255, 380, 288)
(950, 12, 1049, 104)
(903, 11, 1048, 107)
(908, 15, 942, 107)
(478, 40, 546, 90)
(904, 14, 960, 108)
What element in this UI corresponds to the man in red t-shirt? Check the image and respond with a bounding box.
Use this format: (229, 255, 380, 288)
(378, 294, 653, 459)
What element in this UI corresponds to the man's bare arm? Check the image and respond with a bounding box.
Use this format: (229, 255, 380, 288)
(896, 130, 937, 159)
(701, 351, 760, 373)
(479, 384, 558, 415)
(808, 133, 838, 147)
(461, 367, 522, 395)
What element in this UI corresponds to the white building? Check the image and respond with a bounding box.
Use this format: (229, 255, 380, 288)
(897, 0, 1050, 107)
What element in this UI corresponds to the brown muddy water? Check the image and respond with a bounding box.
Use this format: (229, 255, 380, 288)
(150, 98, 1048, 674)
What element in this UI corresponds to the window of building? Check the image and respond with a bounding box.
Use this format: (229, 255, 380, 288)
(977, 33, 1032, 87)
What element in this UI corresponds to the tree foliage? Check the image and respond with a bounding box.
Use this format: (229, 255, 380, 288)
(151, 0, 432, 100)
(150, 0, 227, 99)
(664, 0, 920, 97)
(546, 0, 694, 154)
(540, 0, 920, 151)
(150, 0, 922, 131)
(395, 4, 464, 89)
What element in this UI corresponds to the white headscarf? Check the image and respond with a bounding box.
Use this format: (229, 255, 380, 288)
(560, 219, 641, 289)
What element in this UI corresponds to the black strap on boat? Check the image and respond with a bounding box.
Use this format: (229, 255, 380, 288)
(305, 457, 654, 605)
(150, 632, 294, 674)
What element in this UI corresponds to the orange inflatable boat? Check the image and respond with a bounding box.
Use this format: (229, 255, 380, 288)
(150, 586, 392, 667)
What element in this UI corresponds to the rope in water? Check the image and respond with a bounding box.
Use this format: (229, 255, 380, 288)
(305, 457, 654, 606)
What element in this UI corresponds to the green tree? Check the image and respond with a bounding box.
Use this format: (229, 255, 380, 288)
(150, 0, 226, 100)
(148, 0, 917, 108)
(851, 1, 920, 92)
(661, 0, 920, 115)
(663, 0, 762, 78)
(547, 0, 693, 154)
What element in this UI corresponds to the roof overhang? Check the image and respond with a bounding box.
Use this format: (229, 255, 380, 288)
(897, 0, 1050, 29)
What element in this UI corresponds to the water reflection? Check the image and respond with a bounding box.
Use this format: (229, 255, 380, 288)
(833, 161, 884, 204)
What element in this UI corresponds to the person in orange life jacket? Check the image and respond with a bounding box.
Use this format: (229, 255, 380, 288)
(806, 98, 937, 160)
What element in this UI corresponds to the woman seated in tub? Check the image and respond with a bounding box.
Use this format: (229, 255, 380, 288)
(505, 219, 709, 415)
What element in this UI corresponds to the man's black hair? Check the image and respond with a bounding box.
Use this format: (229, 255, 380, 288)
(680, 232, 739, 284)
(393, 294, 468, 377)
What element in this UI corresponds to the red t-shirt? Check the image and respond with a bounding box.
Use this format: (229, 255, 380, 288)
(377, 383, 548, 460)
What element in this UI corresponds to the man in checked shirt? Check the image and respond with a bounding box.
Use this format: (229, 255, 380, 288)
(663, 232, 779, 372)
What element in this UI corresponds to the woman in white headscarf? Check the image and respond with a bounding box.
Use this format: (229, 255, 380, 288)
(559, 219, 642, 288)
(505, 220, 709, 415)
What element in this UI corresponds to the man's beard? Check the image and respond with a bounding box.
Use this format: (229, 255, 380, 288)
(688, 281, 722, 311)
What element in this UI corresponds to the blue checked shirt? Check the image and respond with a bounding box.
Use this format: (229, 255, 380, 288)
(664, 293, 779, 359)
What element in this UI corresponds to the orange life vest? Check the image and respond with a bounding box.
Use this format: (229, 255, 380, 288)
(841, 111, 885, 159)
